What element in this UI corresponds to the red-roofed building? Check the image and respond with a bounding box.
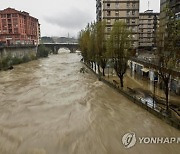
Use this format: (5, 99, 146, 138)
(0, 8, 40, 46)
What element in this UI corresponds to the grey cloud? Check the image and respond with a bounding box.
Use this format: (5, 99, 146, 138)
(44, 8, 93, 29)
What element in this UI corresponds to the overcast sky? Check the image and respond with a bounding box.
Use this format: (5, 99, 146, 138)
(1, 0, 160, 38)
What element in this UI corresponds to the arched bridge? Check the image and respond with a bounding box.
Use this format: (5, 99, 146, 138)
(43, 43, 79, 54)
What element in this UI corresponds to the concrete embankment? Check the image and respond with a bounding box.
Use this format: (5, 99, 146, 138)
(0, 46, 37, 70)
(83, 62, 180, 130)
(0, 45, 37, 59)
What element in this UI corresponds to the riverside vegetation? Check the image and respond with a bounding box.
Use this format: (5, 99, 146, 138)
(79, 6, 180, 114)
(79, 21, 134, 88)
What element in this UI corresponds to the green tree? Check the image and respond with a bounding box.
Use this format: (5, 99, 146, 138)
(78, 25, 91, 63)
(95, 21, 106, 77)
(157, 3, 180, 112)
(37, 44, 49, 58)
(107, 21, 132, 88)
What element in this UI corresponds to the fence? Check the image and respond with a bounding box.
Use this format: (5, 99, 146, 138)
(83, 62, 180, 130)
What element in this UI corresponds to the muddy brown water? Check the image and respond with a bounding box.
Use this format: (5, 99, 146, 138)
(0, 49, 179, 154)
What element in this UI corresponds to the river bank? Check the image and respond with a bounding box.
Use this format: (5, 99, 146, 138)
(0, 44, 49, 71)
(82, 62, 180, 130)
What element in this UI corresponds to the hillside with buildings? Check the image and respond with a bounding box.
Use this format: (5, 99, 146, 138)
(41, 36, 78, 44)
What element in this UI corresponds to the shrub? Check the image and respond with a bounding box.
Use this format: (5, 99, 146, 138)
(37, 45, 50, 58)
(12, 57, 22, 65)
(22, 55, 30, 62)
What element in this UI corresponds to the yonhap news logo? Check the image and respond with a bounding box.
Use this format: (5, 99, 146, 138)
(122, 132, 180, 149)
(122, 132, 137, 148)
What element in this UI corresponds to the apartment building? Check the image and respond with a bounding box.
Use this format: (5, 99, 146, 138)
(139, 10, 159, 51)
(0, 8, 40, 46)
(159, 0, 180, 48)
(169, 0, 180, 16)
(160, 0, 180, 25)
(96, 0, 140, 48)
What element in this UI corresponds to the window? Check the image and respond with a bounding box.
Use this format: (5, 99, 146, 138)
(132, 11, 135, 16)
(12, 14, 18, 17)
(14, 28, 18, 33)
(107, 27, 111, 32)
(132, 19, 135, 24)
(107, 3, 110, 9)
(7, 14, 11, 18)
(147, 34, 151, 37)
(1, 14, 6, 18)
(107, 11, 111, 16)
(115, 3, 119, 9)
(132, 27, 136, 32)
(127, 11, 130, 16)
(115, 11, 119, 16)
(107, 19, 111, 24)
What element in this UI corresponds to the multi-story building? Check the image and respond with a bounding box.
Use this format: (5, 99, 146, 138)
(169, 0, 180, 16)
(139, 10, 159, 51)
(159, 0, 180, 48)
(0, 8, 40, 46)
(96, 0, 140, 49)
(160, 0, 180, 25)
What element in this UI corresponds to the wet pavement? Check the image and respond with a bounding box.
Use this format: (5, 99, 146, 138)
(0, 49, 179, 154)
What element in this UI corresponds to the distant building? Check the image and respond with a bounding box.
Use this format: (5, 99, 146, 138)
(0, 8, 40, 46)
(96, 0, 140, 49)
(139, 10, 159, 51)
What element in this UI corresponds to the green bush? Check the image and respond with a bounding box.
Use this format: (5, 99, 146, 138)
(1, 56, 12, 68)
(12, 57, 23, 65)
(30, 54, 37, 60)
(22, 55, 30, 62)
(37, 45, 50, 58)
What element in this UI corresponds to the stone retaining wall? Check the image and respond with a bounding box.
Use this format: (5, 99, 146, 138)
(0, 46, 37, 60)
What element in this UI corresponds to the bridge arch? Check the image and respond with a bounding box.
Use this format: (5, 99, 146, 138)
(43, 43, 79, 54)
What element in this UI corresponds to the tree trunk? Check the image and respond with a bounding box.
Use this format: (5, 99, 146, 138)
(98, 64, 101, 80)
(120, 76, 124, 88)
(94, 62, 96, 73)
(102, 67, 105, 76)
(91, 61, 93, 69)
(98, 64, 100, 74)
(165, 83, 169, 112)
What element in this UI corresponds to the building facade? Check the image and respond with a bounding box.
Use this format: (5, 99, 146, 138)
(169, 0, 180, 16)
(96, 0, 140, 49)
(160, 0, 180, 26)
(0, 8, 40, 46)
(139, 10, 159, 51)
(159, 0, 180, 48)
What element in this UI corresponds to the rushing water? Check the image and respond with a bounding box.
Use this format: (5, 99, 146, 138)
(0, 49, 179, 154)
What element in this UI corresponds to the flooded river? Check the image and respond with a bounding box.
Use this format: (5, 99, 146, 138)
(0, 49, 179, 154)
